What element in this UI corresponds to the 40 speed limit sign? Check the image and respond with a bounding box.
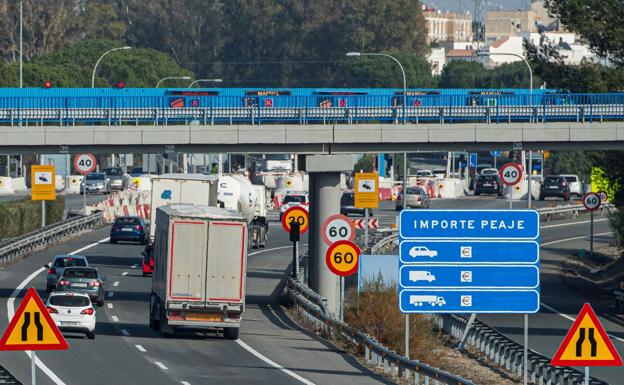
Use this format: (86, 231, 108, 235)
(582, 192, 601, 211)
(321, 214, 355, 246)
(73, 153, 97, 175)
(325, 240, 361, 277)
(498, 162, 523, 186)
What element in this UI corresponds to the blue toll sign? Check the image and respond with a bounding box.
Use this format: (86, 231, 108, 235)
(399, 289, 540, 313)
(399, 265, 539, 289)
(399, 240, 539, 264)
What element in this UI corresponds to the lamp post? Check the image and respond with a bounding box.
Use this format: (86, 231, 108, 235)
(476, 51, 533, 104)
(91, 46, 131, 88)
(188, 78, 223, 88)
(19, 0, 23, 88)
(156, 76, 192, 88)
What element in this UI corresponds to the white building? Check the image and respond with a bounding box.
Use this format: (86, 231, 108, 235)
(428, 47, 446, 75)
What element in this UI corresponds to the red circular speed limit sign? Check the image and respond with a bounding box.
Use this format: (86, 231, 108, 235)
(73, 153, 97, 175)
(498, 163, 523, 186)
(281, 206, 309, 234)
(582, 192, 601, 211)
(321, 214, 355, 246)
(598, 191, 608, 203)
(325, 240, 361, 277)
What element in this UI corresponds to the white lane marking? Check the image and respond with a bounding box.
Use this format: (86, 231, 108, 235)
(541, 302, 624, 344)
(111, 316, 119, 322)
(121, 329, 130, 336)
(181, 382, 191, 385)
(248, 244, 307, 257)
(107, 303, 113, 309)
(108, 292, 114, 298)
(154, 362, 168, 370)
(113, 281, 120, 287)
(8, 236, 109, 385)
(541, 218, 609, 229)
(542, 232, 613, 246)
(195, 332, 205, 337)
(122, 272, 128, 276)
(236, 339, 317, 385)
(135, 344, 147, 352)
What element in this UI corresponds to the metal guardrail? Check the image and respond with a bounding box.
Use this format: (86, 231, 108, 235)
(539, 203, 615, 220)
(435, 314, 608, 385)
(0, 213, 103, 266)
(286, 277, 477, 385)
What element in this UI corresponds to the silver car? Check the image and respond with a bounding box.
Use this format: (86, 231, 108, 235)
(102, 167, 125, 190)
(81, 172, 110, 194)
(45, 255, 89, 292)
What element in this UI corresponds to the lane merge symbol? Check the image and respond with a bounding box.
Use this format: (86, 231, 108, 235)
(575, 328, 597, 357)
(21, 312, 44, 342)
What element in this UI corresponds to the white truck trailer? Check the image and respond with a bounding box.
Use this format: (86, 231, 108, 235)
(149, 204, 248, 339)
(149, 174, 218, 239)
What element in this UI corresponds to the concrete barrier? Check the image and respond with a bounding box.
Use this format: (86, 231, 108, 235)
(0, 177, 14, 195)
(66, 175, 83, 194)
(55, 175, 66, 192)
(10, 177, 26, 192)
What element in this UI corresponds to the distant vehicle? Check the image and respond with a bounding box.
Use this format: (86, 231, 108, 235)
(475, 175, 503, 196)
(110, 216, 149, 244)
(340, 191, 366, 216)
(409, 295, 446, 306)
(102, 167, 125, 190)
(129, 167, 145, 177)
(45, 255, 89, 292)
(279, 191, 309, 220)
(250, 185, 269, 248)
(408, 271, 436, 282)
(46, 292, 96, 339)
(432, 169, 446, 179)
(81, 172, 110, 194)
(56, 267, 105, 307)
(415, 170, 434, 178)
(149, 205, 248, 340)
(141, 244, 154, 277)
(480, 168, 498, 176)
(560, 174, 582, 197)
(408, 246, 437, 258)
(396, 187, 430, 210)
(540, 175, 570, 201)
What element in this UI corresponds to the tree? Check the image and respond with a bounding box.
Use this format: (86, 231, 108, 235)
(439, 61, 487, 88)
(354, 154, 375, 173)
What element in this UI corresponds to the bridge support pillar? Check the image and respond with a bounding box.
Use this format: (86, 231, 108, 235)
(305, 154, 352, 317)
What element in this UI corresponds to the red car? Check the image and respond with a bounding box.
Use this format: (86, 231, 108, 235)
(142, 244, 154, 277)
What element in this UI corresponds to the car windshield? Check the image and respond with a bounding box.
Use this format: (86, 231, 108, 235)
(53, 257, 86, 268)
(86, 174, 105, 180)
(284, 195, 306, 203)
(115, 217, 140, 225)
(63, 269, 98, 279)
(104, 168, 123, 176)
(564, 177, 577, 183)
(480, 176, 498, 182)
(545, 176, 561, 183)
(416, 171, 431, 176)
(49, 295, 90, 307)
(406, 188, 424, 194)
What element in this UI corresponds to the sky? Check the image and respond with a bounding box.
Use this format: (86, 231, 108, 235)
(424, 0, 531, 13)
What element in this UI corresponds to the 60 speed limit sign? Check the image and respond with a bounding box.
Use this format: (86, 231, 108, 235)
(325, 240, 361, 277)
(498, 163, 523, 186)
(582, 192, 601, 211)
(321, 214, 355, 246)
(73, 153, 97, 175)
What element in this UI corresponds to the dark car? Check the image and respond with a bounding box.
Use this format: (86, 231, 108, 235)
(475, 175, 503, 196)
(45, 255, 89, 292)
(141, 244, 154, 277)
(540, 175, 570, 201)
(340, 191, 367, 216)
(110, 216, 149, 244)
(56, 267, 105, 306)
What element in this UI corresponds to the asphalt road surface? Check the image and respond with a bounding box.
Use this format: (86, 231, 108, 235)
(0, 195, 620, 384)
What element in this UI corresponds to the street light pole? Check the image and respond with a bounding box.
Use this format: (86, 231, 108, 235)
(188, 79, 223, 88)
(91, 46, 132, 88)
(156, 76, 192, 88)
(19, 0, 23, 88)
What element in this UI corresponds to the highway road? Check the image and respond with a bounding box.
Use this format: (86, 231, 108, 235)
(0, 196, 621, 384)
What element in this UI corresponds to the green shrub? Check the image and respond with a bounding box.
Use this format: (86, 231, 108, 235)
(609, 209, 624, 251)
(0, 197, 65, 239)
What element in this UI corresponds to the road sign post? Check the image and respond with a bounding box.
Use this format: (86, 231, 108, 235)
(354, 172, 379, 251)
(582, 192, 601, 256)
(73, 153, 97, 213)
(289, 220, 301, 279)
(499, 163, 523, 209)
(326, 240, 361, 321)
(282, 206, 309, 279)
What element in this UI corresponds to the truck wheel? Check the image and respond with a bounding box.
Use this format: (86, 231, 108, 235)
(149, 297, 160, 331)
(223, 327, 239, 340)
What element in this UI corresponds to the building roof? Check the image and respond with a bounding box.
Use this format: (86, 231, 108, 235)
(446, 49, 476, 57)
(491, 37, 510, 48)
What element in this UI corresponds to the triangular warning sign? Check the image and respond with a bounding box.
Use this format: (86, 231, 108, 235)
(551, 303, 622, 367)
(0, 287, 68, 351)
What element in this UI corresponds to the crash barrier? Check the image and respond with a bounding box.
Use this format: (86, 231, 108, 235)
(0, 365, 22, 385)
(0, 213, 102, 266)
(11, 177, 26, 191)
(286, 277, 477, 385)
(0, 176, 14, 194)
(92, 190, 151, 223)
(540, 203, 615, 221)
(435, 314, 608, 385)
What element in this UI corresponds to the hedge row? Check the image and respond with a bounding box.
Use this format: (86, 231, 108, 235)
(0, 197, 65, 239)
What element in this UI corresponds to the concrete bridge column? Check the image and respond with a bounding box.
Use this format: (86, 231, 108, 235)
(306, 154, 352, 316)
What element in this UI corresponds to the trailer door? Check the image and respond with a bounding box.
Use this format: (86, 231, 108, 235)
(205, 221, 247, 302)
(168, 220, 207, 301)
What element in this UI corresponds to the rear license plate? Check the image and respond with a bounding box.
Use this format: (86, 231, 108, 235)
(121, 228, 133, 232)
(72, 283, 88, 288)
(60, 321, 79, 326)
(549, 186, 558, 189)
(483, 183, 491, 187)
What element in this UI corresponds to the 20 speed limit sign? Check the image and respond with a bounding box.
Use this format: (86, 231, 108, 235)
(582, 192, 601, 211)
(281, 206, 309, 234)
(498, 163, 523, 186)
(321, 214, 355, 246)
(73, 153, 97, 175)
(325, 240, 361, 277)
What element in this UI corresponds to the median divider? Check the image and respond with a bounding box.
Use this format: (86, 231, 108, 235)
(0, 177, 14, 195)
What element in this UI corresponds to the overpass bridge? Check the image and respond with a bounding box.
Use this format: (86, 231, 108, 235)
(1, 87, 624, 153)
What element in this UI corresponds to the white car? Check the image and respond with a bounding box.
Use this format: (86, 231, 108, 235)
(46, 292, 96, 339)
(560, 174, 582, 197)
(415, 170, 434, 178)
(408, 246, 437, 258)
(279, 191, 309, 220)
